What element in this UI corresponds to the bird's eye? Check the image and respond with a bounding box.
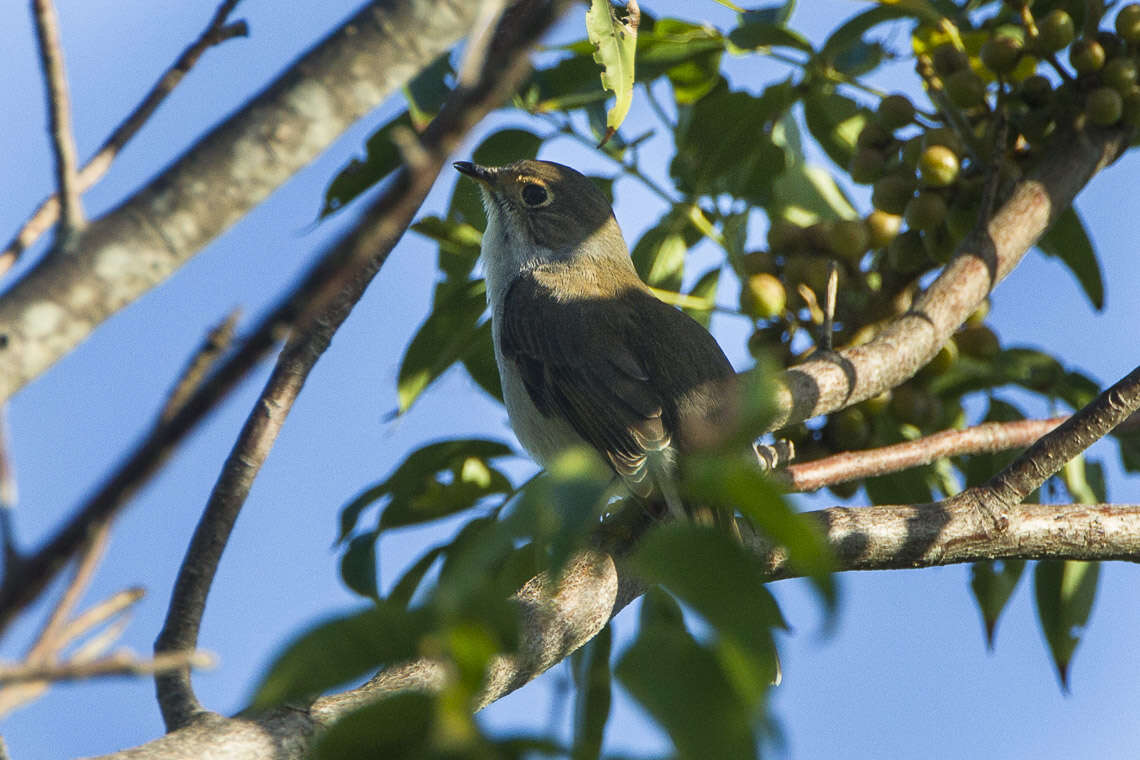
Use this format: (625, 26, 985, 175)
(521, 183, 549, 207)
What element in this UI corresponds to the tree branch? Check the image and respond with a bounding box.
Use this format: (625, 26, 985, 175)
(779, 416, 1069, 492)
(3, 0, 248, 273)
(981, 364, 1140, 511)
(766, 124, 1131, 430)
(30, 0, 85, 236)
(0, 649, 213, 687)
(0, 0, 484, 402)
(91, 500, 1140, 759)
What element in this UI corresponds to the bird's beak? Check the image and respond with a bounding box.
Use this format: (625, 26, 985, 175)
(453, 161, 496, 185)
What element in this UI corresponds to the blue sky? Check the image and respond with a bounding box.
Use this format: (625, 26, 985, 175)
(2, 1, 1139, 757)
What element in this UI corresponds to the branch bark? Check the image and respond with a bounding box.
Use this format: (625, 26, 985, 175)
(0, 0, 482, 402)
(92, 500, 1140, 760)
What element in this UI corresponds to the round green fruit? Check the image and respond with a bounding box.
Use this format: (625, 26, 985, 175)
(981, 35, 1023, 74)
(766, 219, 803, 252)
(932, 44, 970, 75)
(872, 173, 917, 215)
(1019, 74, 1053, 106)
(1086, 86, 1123, 125)
(1117, 3, 1140, 44)
(922, 126, 965, 155)
(1036, 9, 1075, 53)
(877, 94, 916, 131)
(945, 69, 987, 108)
(849, 147, 885, 185)
(904, 191, 948, 230)
(918, 144, 960, 187)
(740, 272, 787, 319)
(886, 230, 927, 273)
(956, 324, 1001, 358)
(1069, 39, 1107, 74)
(825, 219, 871, 263)
(856, 122, 893, 150)
(827, 407, 871, 450)
(1101, 57, 1138, 93)
(866, 210, 903, 249)
(1122, 87, 1140, 126)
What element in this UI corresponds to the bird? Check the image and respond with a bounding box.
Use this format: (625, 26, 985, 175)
(453, 159, 740, 527)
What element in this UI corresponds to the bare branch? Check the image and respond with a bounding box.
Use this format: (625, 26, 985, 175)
(30, 0, 85, 235)
(27, 521, 110, 661)
(2, 0, 248, 272)
(780, 416, 1069, 492)
(981, 364, 1140, 512)
(0, 0, 485, 402)
(0, 649, 213, 687)
(767, 124, 1131, 430)
(160, 310, 240, 422)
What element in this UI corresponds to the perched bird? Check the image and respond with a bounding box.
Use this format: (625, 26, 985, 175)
(454, 159, 739, 525)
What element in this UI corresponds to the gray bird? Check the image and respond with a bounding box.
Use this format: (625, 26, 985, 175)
(454, 159, 740, 526)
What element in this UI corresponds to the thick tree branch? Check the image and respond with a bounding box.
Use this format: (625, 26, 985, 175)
(30, 0, 85, 236)
(3, 0, 248, 273)
(0, 0, 483, 402)
(92, 500, 1140, 760)
(766, 125, 1130, 430)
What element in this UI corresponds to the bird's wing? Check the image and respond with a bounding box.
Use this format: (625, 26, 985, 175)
(499, 271, 735, 495)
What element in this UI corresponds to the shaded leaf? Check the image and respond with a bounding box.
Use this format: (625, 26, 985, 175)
(570, 624, 612, 760)
(631, 523, 785, 681)
(728, 12, 812, 53)
(671, 85, 790, 204)
(1034, 560, 1099, 690)
(587, 0, 639, 142)
(313, 692, 435, 760)
(771, 163, 858, 226)
(683, 453, 835, 605)
(252, 603, 432, 708)
(397, 279, 488, 413)
(970, 559, 1025, 648)
(340, 530, 380, 601)
(617, 604, 758, 760)
(802, 88, 868, 169)
(819, 6, 911, 63)
(631, 207, 699, 291)
(404, 53, 453, 130)
(684, 267, 721, 328)
(410, 215, 483, 282)
(321, 112, 412, 218)
(1037, 207, 1104, 311)
(388, 545, 446, 608)
(338, 438, 513, 541)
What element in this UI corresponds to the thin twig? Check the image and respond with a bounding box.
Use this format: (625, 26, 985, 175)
(30, 0, 85, 236)
(979, 364, 1140, 514)
(26, 521, 110, 661)
(0, 407, 18, 573)
(1, 0, 248, 271)
(0, 649, 213, 686)
(778, 416, 1069, 492)
(160, 310, 240, 422)
(60, 586, 144, 644)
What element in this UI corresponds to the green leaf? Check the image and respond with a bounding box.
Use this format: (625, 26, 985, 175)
(337, 438, 513, 541)
(802, 88, 869, 169)
(251, 603, 432, 709)
(1061, 455, 1106, 504)
(818, 5, 911, 63)
(728, 12, 812, 53)
(683, 453, 835, 605)
(1114, 427, 1140, 473)
(617, 602, 758, 760)
(684, 267, 721, 328)
(460, 320, 503, 404)
(631, 523, 784, 682)
(771, 163, 858, 226)
(671, 85, 790, 204)
(863, 464, 934, 505)
(970, 559, 1025, 648)
(1037, 207, 1104, 311)
(313, 692, 435, 760)
(1034, 560, 1099, 690)
(397, 279, 488, 413)
(410, 216, 483, 282)
(570, 624, 612, 760)
(404, 53, 453, 130)
(340, 530, 380, 601)
(586, 0, 639, 142)
(388, 545, 445, 607)
(321, 112, 412, 218)
(631, 207, 700, 291)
